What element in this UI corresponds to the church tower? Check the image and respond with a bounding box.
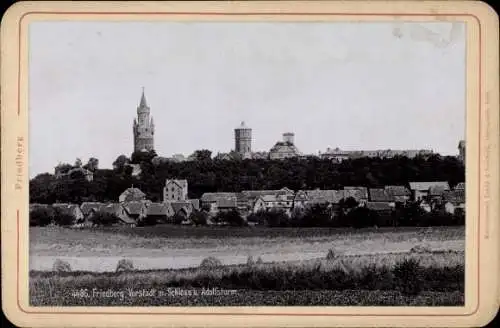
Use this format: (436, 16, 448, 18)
(133, 87, 155, 152)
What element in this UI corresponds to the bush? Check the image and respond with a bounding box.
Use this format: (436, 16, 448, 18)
(393, 258, 424, 296)
(52, 259, 72, 272)
(29, 207, 54, 227)
(348, 207, 378, 228)
(53, 208, 75, 226)
(301, 204, 332, 227)
(116, 259, 134, 272)
(200, 256, 222, 269)
(410, 244, 432, 254)
(262, 208, 289, 227)
(172, 212, 186, 225)
(256, 257, 264, 264)
(190, 210, 208, 226)
(91, 211, 120, 226)
(214, 209, 246, 227)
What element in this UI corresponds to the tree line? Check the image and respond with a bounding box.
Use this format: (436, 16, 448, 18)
(30, 150, 465, 205)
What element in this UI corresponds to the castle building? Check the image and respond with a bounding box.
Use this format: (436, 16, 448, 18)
(133, 88, 155, 153)
(269, 132, 301, 160)
(234, 121, 252, 158)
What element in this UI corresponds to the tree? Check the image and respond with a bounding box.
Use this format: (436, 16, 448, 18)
(52, 208, 75, 226)
(214, 209, 246, 226)
(84, 157, 99, 172)
(54, 163, 73, 175)
(74, 158, 83, 168)
(191, 149, 212, 162)
(91, 211, 120, 226)
(262, 208, 289, 227)
(131, 150, 157, 164)
(348, 207, 378, 228)
(29, 207, 54, 226)
(113, 155, 130, 170)
(190, 210, 208, 226)
(301, 204, 332, 227)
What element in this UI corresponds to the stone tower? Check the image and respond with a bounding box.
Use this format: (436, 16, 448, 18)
(283, 132, 295, 144)
(133, 87, 155, 152)
(234, 121, 252, 156)
(458, 140, 465, 163)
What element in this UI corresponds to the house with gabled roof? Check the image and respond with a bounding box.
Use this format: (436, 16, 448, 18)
(52, 203, 85, 226)
(99, 203, 136, 227)
(384, 186, 411, 203)
(365, 201, 393, 214)
(344, 186, 369, 202)
(167, 201, 196, 222)
(428, 185, 450, 203)
(119, 187, 146, 203)
(368, 188, 395, 206)
(163, 179, 188, 202)
(293, 190, 309, 209)
(79, 202, 104, 226)
(343, 187, 368, 204)
(201, 192, 238, 214)
(442, 189, 465, 214)
(253, 194, 293, 216)
(409, 181, 450, 201)
(239, 187, 294, 207)
(122, 201, 148, 221)
(146, 202, 172, 223)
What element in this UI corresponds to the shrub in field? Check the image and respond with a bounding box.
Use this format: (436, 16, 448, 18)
(116, 259, 134, 272)
(410, 244, 432, 254)
(200, 256, 222, 269)
(393, 258, 423, 296)
(29, 207, 54, 227)
(326, 249, 337, 261)
(52, 259, 72, 272)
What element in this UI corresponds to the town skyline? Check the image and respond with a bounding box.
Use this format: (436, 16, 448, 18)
(29, 21, 465, 178)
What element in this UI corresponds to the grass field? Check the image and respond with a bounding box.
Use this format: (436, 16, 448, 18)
(29, 225, 465, 306)
(30, 225, 465, 271)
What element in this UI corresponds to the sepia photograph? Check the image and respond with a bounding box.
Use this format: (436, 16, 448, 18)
(27, 18, 467, 307)
(1, 1, 499, 327)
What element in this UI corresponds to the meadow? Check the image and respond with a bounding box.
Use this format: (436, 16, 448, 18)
(29, 225, 465, 306)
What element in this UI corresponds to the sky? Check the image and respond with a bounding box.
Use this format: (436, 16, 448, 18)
(28, 21, 466, 178)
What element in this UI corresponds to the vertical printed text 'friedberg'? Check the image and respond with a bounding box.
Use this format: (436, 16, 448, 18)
(15, 136, 24, 190)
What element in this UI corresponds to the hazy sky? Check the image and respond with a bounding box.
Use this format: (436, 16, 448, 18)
(29, 21, 465, 178)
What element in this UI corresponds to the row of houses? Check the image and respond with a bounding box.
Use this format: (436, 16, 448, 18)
(199, 181, 465, 217)
(30, 179, 465, 228)
(30, 197, 200, 228)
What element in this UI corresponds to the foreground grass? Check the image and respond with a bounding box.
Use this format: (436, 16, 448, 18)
(30, 258, 464, 306)
(30, 226, 465, 259)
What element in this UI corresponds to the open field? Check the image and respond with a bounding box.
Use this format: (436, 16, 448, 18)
(30, 225, 465, 271)
(30, 225, 465, 306)
(30, 256, 464, 306)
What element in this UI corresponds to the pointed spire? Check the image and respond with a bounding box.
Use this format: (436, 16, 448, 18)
(139, 86, 148, 108)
